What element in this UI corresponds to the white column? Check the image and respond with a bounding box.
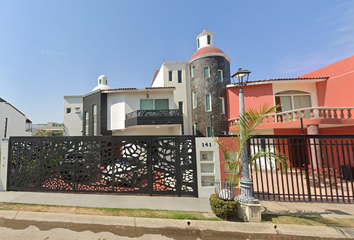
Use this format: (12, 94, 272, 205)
(0, 139, 9, 191)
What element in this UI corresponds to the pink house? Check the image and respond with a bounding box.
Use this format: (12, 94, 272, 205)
(226, 55, 354, 135)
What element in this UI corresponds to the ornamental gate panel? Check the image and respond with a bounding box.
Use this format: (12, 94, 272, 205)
(7, 136, 197, 197)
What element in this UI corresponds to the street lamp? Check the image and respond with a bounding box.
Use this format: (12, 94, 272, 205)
(231, 68, 260, 204)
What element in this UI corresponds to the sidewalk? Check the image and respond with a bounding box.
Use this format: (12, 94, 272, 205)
(0, 191, 353, 239)
(0, 191, 353, 218)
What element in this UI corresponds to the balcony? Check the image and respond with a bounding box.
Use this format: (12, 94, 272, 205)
(229, 107, 354, 129)
(125, 109, 183, 128)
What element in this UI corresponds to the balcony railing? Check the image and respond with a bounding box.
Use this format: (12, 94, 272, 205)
(229, 107, 354, 127)
(125, 109, 183, 128)
(126, 109, 182, 119)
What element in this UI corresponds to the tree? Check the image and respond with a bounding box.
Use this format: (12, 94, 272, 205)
(216, 103, 288, 187)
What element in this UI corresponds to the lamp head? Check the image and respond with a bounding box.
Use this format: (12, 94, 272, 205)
(231, 68, 251, 88)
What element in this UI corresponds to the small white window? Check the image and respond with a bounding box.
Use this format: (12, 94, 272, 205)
(205, 94, 211, 111)
(75, 107, 81, 114)
(219, 98, 225, 114)
(193, 92, 197, 108)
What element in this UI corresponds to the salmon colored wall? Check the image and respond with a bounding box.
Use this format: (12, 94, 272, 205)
(226, 83, 273, 119)
(301, 55, 354, 107)
(274, 129, 307, 135)
(217, 137, 239, 181)
(319, 126, 354, 135)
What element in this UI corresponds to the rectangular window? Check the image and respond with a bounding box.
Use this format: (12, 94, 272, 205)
(178, 101, 183, 114)
(204, 66, 210, 78)
(155, 99, 169, 110)
(219, 98, 225, 114)
(193, 92, 197, 108)
(178, 70, 182, 83)
(85, 111, 89, 136)
(66, 108, 71, 114)
(197, 39, 200, 48)
(218, 70, 223, 82)
(169, 71, 173, 81)
(75, 107, 80, 113)
(93, 105, 97, 136)
(140, 99, 154, 110)
(191, 66, 195, 77)
(207, 127, 211, 137)
(205, 94, 211, 111)
(207, 35, 211, 44)
(194, 123, 198, 135)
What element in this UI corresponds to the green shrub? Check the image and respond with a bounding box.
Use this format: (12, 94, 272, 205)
(209, 194, 239, 220)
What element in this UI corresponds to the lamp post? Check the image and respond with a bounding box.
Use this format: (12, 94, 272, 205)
(232, 68, 259, 204)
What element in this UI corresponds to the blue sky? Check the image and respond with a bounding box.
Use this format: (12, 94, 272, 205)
(1, 0, 353, 124)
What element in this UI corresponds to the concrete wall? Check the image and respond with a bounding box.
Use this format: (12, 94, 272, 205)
(0, 101, 31, 149)
(63, 96, 83, 136)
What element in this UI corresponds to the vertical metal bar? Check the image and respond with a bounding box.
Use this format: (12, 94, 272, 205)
(148, 137, 153, 196)
(338, 138, 346, 202)
(342, 137, 350, 203)
(320, 138, 329, 202)
(6, 138, 12, 190)
(267, 137, 276, 201)
(302, 137, 312, 202)
(322, 137, 334, 202)
(328, 138, 339, 202)
(273, 138, 287, 201)
(273, 137, 281, 201)
(294, 136, 302, 201)
(349, 138, 354, 203)
(284, 137, 292, 201)
(176, 137, 181, 197)
(314, 136, 324, 202)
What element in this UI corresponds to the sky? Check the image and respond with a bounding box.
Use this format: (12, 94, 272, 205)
(1, 0, 353, 124)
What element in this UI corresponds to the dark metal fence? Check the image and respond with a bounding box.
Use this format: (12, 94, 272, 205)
(250, 135, 354, 203)
(7, 136, 197, 197)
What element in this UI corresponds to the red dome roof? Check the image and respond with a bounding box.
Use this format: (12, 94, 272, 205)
(190, 46, 224, 61)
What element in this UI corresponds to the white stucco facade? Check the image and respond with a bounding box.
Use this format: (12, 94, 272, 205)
(152, 61, 193, 135)
(63, 95, 83, 136)
(0, 99, 31, 149)
(106, 88, 181, 135)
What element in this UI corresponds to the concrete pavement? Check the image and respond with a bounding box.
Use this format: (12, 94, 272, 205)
(0, 191, 353, 239)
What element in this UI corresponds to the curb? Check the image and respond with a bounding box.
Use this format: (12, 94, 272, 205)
(0, 210, 354, 239)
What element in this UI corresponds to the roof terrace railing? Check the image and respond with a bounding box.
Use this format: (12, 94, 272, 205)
(229, 107, 354, 127)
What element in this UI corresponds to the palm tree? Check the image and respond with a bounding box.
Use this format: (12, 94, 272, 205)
(216, 103, 288, 187)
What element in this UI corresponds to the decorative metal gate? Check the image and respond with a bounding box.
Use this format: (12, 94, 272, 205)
(7, 136, 197, 197)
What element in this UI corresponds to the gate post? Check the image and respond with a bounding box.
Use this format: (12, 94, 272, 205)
(0, 139, 9, 191)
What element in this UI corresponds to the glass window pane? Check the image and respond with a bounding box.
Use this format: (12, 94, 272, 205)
(193, 92, 197, 108)
(192, 66, 195, 77)
(169, 71, 172, 81)
(155, 99, 169, 110)
(178, 70, 182, 83)
(220, 98, 225, 114)
(207, 127, 211, 137)
(179, 101, 183, 114)
(218, 70, 222, 82)
(140, 99, 153, 110)
(204, 67, 209, 78)
(206, 94, 211, 111)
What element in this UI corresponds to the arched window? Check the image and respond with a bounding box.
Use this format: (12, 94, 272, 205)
(275, 90, 311, 119)
(99, 79, 101, 84)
